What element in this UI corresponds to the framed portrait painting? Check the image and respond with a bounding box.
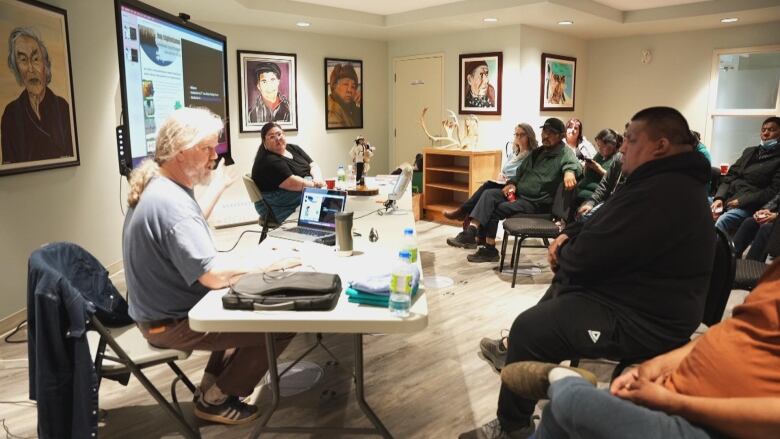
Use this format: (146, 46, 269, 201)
(459, 52, 502, 115)
(325, 58, 363, 130)
(540, 53, 576, 111)
(238, 50, 297, 132)
(0, 0, 79, 176)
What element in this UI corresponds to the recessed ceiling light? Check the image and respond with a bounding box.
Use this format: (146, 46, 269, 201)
(558, 20, 574, 25)
(720, 17, 738, 23)
(296, 21, 311, 27)
(483, 17, 498, 23)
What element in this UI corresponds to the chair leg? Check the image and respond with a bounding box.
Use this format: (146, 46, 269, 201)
(167, 362, 197, 394)
(499, 231, 510, 272)
(511, 237, 526, 288)
(509, 235, 520, 269)
(259, 220, 269, 244)
(543, 238, 550, 247)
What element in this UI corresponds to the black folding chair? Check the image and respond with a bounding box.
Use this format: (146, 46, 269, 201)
(498, 182, 574, 287)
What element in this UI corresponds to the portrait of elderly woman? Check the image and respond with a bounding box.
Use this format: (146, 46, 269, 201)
(325, 58, 363, 129)
(1, 17, 77, 173)
(459, 52, 502, 115)
(238, 50, 298, 132)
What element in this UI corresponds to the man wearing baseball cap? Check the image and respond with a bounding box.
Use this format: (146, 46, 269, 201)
(327, 63, 362, 128)
(249, 61, 291, 124)
(449, 117, 580, 263)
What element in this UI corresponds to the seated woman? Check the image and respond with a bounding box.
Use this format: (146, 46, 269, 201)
(443, 123, 538, 248)
(711, 116, 780, 234)
(564, 118, 597, 161)
(572, 128, 622, 216)
(733, 191, 778, 261)
(251, 122, 325, 222)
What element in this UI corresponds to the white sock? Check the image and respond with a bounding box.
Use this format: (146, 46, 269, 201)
(202, 383, 228, 406)
(200, 372, 217, 394)
(548, 366, 581, 384)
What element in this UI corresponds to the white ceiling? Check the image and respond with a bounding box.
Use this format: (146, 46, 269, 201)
(145, 0, 780, 41)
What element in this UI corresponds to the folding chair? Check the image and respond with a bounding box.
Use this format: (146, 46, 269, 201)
(733, 219, 780, 291)
(498, 182, 574, 287)
(87, 319, 200, 439)
(242, 174, 280, 243)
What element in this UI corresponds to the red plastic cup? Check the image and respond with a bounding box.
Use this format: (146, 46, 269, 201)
(325, 179, 336, 189)
(720, 163, 729, 175)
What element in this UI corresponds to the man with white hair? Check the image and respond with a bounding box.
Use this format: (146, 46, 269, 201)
(123, 107, 290, 425)
(2, 27, 73, 163)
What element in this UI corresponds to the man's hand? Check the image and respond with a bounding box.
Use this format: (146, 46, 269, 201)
(614, 376, 681, 413)
(710, 199, 724, 219)
(214, 161, 241, 190)
(502, 183, 517, 196)
(577, 203, 593, 217)
(312, 179, 326, 188)
(563, 171, 576, 190)
(547, 233, 569, 271)
(585, 160, 606, 175)
(754, 209, 777, 224)
(726, 198, 740, 209)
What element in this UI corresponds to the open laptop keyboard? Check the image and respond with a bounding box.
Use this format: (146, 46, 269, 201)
(286, 226, 331, 237)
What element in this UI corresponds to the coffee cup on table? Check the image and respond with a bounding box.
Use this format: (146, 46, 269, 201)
(334, 212, 354, 256)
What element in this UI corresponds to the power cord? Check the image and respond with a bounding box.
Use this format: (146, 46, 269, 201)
(353, 208, 382, 221)
(217, 229, 262, 253)
(4, 320, 26, 344)
(1, 416, 35, 439)
(119, 174, 126, 216)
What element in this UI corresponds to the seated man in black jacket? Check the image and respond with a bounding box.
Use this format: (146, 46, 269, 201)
(461, 107, 715, 439)
(711, 116, 780, 235)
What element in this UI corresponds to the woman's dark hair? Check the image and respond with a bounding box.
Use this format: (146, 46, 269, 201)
(595, 128, 623, 150)
(566, 118, 584, 145)
(260, 122, 282, 147)
(763, 116, 780, 127)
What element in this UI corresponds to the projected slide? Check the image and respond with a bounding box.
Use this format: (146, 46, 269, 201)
(120, 4, 227, 166)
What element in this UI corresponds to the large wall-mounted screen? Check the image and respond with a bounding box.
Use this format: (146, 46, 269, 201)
(115, 0, 231, 174)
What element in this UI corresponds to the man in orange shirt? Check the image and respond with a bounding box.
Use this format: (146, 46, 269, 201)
(501, 258, 780, 439)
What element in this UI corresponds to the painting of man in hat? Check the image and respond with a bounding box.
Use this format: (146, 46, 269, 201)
(325, 58, 362, 129)
(459, 52, 502, 115)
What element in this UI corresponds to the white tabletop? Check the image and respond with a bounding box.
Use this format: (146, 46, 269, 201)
(189, 179, 428, 334)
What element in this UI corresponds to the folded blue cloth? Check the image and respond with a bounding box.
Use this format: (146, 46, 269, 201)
(349, 266, 420, 295)
(346, 287, 420, 308)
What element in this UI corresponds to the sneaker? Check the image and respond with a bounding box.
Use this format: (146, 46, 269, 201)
(480, 336, 508, 371)
(447, 226, 478, 249)
(500, 361, 598, 400)
(194, 395, 260, 425)
(467, 245, 499, 262)
(458, 418, 535, 439)
(444, 207, 467, 220)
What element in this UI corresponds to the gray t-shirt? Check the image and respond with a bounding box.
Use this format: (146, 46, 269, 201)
(123, 176, 216, 321)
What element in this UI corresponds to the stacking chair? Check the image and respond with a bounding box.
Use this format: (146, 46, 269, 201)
(242, 174, 280, 243)
(498, 182, 574, 287)
(733, 219, 780, 291)
(572, 226, 736, 381)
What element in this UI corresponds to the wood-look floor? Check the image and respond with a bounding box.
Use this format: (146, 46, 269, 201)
(0, 221, 747, 438)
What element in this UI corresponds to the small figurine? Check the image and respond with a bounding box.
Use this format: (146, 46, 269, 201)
(368, 227, 379, 242)
(350, 136, 375, 186)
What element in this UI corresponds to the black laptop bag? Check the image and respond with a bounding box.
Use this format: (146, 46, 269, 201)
(222, 271, 342, 311)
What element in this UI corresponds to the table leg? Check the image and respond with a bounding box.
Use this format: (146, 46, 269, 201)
(353, 334, 393, 439)
(249, 333, 281, 439)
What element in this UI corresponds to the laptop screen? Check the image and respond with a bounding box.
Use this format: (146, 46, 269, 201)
(298, 188, 347, 229)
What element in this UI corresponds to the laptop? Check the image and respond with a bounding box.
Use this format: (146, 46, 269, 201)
(269, 187, 347, 242)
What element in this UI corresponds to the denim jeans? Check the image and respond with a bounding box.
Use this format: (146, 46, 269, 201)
(714, 208, 753, 235)
(536, 377, 717, 439)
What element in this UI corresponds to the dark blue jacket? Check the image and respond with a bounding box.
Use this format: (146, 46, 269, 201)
(27, 242, 132, 439)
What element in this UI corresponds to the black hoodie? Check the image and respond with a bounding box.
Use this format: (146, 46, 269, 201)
(555, 151, 715, 350)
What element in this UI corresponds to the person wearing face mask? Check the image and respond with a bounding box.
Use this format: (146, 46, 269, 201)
(251, 122, 325, 222)
(711, 116, 780, 235)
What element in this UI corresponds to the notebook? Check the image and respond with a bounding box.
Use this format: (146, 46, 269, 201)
(268, 188, 347, 242)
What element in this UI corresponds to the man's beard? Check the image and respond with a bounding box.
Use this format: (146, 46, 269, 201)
(185, 163, 213, 186)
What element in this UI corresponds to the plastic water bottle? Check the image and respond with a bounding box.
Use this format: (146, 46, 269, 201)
(402, 228, 418, 263)
(336, 164, 346, 189)
(389, 250, 414, 317)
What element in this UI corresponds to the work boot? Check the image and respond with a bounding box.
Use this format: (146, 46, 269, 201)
(447, 226, 478, 249)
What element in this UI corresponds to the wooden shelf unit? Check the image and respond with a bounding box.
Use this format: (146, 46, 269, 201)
(423, 148, 502, 225)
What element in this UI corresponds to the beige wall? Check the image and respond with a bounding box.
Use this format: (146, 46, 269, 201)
(0, 0, 387, 319)
(388, 25, 588, 157)
(584, 21, 780, 141)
